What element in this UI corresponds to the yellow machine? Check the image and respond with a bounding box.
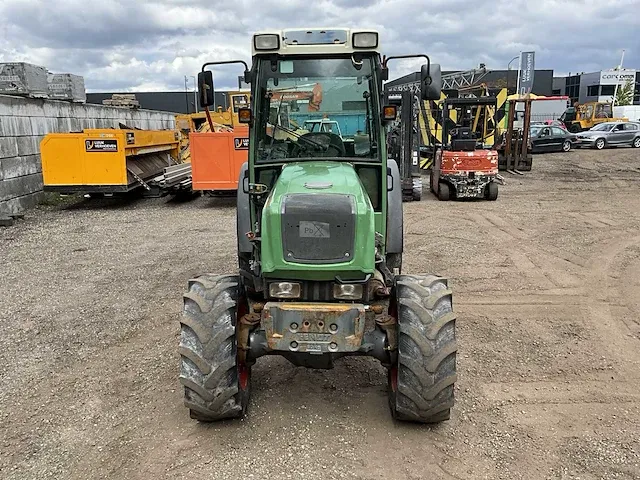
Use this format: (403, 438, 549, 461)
(41, 128, 190, 196)
(560, 101, 628, 132)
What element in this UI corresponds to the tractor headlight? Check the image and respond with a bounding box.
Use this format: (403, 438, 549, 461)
(352, 32, 378, 49)
(269, 282, 301, 299)
(254, 34, 280, 51)
(333, 283, 363, 300)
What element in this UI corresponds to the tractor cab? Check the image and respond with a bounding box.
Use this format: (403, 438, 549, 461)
(180, 28, 458, 426)
(430, 97, 499, 201)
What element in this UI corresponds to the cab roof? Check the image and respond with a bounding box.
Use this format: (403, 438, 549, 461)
(251, 28, 381, 56)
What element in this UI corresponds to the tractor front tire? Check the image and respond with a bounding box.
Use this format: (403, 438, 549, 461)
(388, 275, 457, 423)
(179, 274, 250, 421)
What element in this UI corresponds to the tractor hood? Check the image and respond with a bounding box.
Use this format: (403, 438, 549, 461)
(260, 161, 376, 281)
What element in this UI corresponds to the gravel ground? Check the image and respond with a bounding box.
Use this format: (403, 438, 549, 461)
(1, 147, 640, 479)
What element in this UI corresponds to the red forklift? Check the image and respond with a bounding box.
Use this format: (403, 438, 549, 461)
(430, 97, 499, 201)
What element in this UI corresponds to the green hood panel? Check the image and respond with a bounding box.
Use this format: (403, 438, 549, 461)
(260, 161, 376, 281)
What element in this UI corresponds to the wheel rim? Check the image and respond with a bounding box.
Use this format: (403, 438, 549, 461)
(634, 138, 640, 148)
(563, 141, 570, 151)
(597, 140, 604, 149)
(389, 366, 398, 392)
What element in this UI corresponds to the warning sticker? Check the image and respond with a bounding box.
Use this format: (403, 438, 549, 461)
(299, 221, 330, 238)
(234, 137, 249, 150)
(85, 139, 118, 152)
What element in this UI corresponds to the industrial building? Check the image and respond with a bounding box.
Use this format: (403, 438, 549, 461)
(552, 69, 640, 105)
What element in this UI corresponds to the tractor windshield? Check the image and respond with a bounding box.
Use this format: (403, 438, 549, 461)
(254, 56, 380, 163)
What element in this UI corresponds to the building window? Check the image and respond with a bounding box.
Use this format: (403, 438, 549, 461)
(601, 85, 615, 96)
(587, 85, 599, 96)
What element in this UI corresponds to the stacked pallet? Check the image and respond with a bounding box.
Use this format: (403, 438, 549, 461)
(102, 94, 140, 109)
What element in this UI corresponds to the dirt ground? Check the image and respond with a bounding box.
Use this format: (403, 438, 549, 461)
(1, 147, 640, 480)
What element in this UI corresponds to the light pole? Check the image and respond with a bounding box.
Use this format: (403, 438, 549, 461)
(190, 75, 198, 113)
(612, 49, 625, 105)
(183, 75, 190, 113)
(507, 55, 519, 94)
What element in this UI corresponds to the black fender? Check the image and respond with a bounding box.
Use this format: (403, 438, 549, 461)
(236, 162, 252, 254)
(386, 159, 403, 254)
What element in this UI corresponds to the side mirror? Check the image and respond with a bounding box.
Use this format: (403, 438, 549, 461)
(421, 63, 442, 101)
(198, 71, 215, 107)
(387, 166, 394, 191)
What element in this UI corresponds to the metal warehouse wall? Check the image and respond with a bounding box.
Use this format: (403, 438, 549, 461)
(86, 91, 229, 114)
(0, 95, 176, 216)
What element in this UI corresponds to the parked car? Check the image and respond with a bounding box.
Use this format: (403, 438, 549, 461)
(576, 121, 640, 149)
(529, 124, 577, 153)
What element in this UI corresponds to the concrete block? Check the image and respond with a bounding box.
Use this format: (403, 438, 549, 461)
(0, 137, 19, 159)
(0, 172, 43, 202)
(56, 117, 73, 132)
(43, 99, 73, 118)
(0, 155, 41, 180)
(0, 95, 17, 116)
(29, 116, 52, 135)
(1, 95, 43, 117)
(70, 103, 88, 119)
(0, 190, 43, 215)
(0, 116, 33, 136)
(15, 135, 41, 157)
(68, 117, 81, 132)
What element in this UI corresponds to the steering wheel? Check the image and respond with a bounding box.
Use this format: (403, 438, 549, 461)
(297, 132, 346, 157)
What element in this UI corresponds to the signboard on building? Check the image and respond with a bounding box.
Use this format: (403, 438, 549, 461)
(519, 51, 535, 96)
(600, 69, 637, 85)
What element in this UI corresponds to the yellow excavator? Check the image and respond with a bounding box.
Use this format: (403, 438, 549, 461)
(560, 101, 628, 133)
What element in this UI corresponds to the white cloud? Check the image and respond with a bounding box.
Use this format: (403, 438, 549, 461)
(0, 0, 637, 91)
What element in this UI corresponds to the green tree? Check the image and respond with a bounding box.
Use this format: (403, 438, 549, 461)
(614, 80, 634, 106)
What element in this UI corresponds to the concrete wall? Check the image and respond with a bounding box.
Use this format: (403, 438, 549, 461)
(0, 95, 176, 215)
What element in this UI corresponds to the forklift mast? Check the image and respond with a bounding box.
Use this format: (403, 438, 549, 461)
(385, 89, 422, 201)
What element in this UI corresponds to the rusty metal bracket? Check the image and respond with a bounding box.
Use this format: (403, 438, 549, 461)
(237, 313, 261, 364)
(376, 314, 397, 351)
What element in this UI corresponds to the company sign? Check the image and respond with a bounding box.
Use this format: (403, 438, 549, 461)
(600, 69, 637, 85)
(519, 51, 535, 96)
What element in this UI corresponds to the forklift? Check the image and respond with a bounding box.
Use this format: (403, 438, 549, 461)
(384, 89, 422, 201)
(430, 97, 499, 201)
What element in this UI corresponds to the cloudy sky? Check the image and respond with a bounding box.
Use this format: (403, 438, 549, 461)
(0, 0, 638, 92)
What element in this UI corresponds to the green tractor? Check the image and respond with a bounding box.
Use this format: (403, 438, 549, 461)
(179, 28, 457, 423)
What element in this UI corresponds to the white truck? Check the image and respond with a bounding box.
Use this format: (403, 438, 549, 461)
(613, 105, 640, 122)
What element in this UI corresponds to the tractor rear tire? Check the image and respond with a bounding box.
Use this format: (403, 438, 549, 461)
(486, 182, 499, 201)
(388, 275, 457, 423)
(437, 182, 450, 201)
(179, 274, 250, 421)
